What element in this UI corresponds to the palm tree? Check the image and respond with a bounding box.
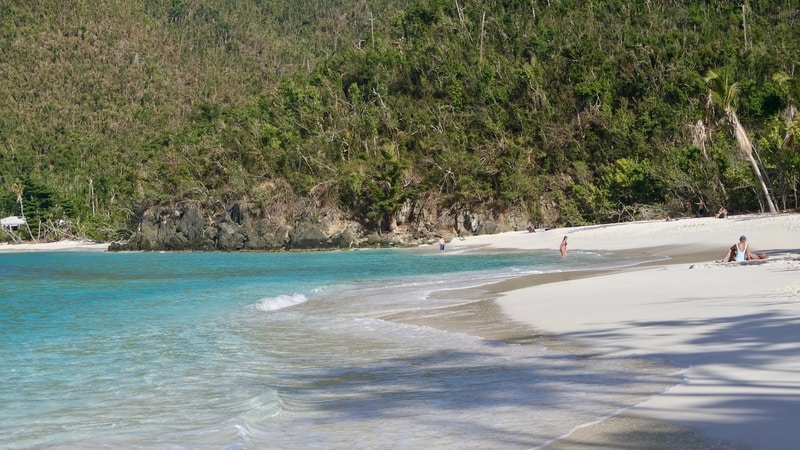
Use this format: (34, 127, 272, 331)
(704, 69, 778, 214)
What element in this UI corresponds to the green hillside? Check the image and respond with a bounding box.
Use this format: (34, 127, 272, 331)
(1, 0, 799, 241)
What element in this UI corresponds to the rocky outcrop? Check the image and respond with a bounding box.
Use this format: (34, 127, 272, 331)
(109, 200, 531, 252)
(109, 202, 215, 251)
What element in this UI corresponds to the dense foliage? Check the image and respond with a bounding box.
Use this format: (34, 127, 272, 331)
(1, 0, 799, 241)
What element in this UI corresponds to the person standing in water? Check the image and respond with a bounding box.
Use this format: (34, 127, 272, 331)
(438, 237, 446, 253)
(559, 235, 568, 256)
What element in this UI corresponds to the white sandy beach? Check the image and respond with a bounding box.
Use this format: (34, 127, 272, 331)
(454, 213, 800, 449)
(0, 239, 109, 252)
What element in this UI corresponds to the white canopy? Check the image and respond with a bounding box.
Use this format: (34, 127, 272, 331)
(1, 216, 27, 228)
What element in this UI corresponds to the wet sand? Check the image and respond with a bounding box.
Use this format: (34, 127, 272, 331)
(441, 214, 800, 449)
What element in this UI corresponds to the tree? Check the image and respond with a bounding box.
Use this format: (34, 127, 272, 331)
(704, 69, 777, 213)
(769, 72, 800, 209)
(11, 182, 25, 220)
(11, 181, 36, 241)
(773, 72, 800, 149)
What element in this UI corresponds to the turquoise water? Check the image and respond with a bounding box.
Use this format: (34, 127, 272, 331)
(1, 246, 680, 449)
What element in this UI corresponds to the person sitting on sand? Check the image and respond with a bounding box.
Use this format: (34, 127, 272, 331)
(716, 207, 728, 219)
(723, 235, 767, 262)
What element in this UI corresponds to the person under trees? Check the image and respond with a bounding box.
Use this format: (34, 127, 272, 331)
(695, 198, 707, 217)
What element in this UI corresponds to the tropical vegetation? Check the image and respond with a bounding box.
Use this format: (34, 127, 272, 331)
(1, 0, 799, 242)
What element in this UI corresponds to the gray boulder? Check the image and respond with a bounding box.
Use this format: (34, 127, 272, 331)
(287, 221, 330, 250)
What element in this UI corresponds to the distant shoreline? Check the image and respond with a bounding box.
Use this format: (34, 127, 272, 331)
(0, 240, 109, 253)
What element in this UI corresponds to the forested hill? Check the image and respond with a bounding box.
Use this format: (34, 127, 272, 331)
(1, 0, 799, 242)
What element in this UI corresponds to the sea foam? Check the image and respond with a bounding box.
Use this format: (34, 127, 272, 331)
(254, 293, 308, 311)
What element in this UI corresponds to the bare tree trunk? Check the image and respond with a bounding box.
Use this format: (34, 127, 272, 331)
(3, 226, 21, 243)
(89, 178, 96, 215)
(479, 12, 486, 65)
(11, 182, 36, 241)
(745, 151, 776, 213)
(690, 120, 708, 160)
(741, 2, 749, 52)
(728, 108, 778, 213)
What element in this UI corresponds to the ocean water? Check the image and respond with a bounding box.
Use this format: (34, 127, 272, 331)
(1, 245, 682, 449)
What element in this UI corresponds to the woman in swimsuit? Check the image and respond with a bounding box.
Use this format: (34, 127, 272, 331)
(723, 235, 766, 262)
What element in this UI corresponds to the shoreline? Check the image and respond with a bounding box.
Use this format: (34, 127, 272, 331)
(5, 214, 799, 448)
(401, 246, 745, 449)
(447, 213, 800, 449)
(0, 240, 109, 253)
(487, 259, 755, 450)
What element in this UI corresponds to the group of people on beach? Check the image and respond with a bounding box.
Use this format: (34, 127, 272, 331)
(668, 199, 728, 222)
(440, 220, 763, 264)
(695, 196, 768, 261)
(682, 198, 770, 262)
(690, 198, 728, 219)
(553, 229, 763, 263)
(556, 233, 760, 262)
(557, 233, 763, 262)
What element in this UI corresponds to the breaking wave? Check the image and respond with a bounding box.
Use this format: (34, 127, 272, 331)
(254, 293, 309, 311)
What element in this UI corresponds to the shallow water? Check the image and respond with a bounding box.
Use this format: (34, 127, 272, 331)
(1, 247, 681, 449)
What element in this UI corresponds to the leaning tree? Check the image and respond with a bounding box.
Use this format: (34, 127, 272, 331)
(704, 68, 778, 214)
